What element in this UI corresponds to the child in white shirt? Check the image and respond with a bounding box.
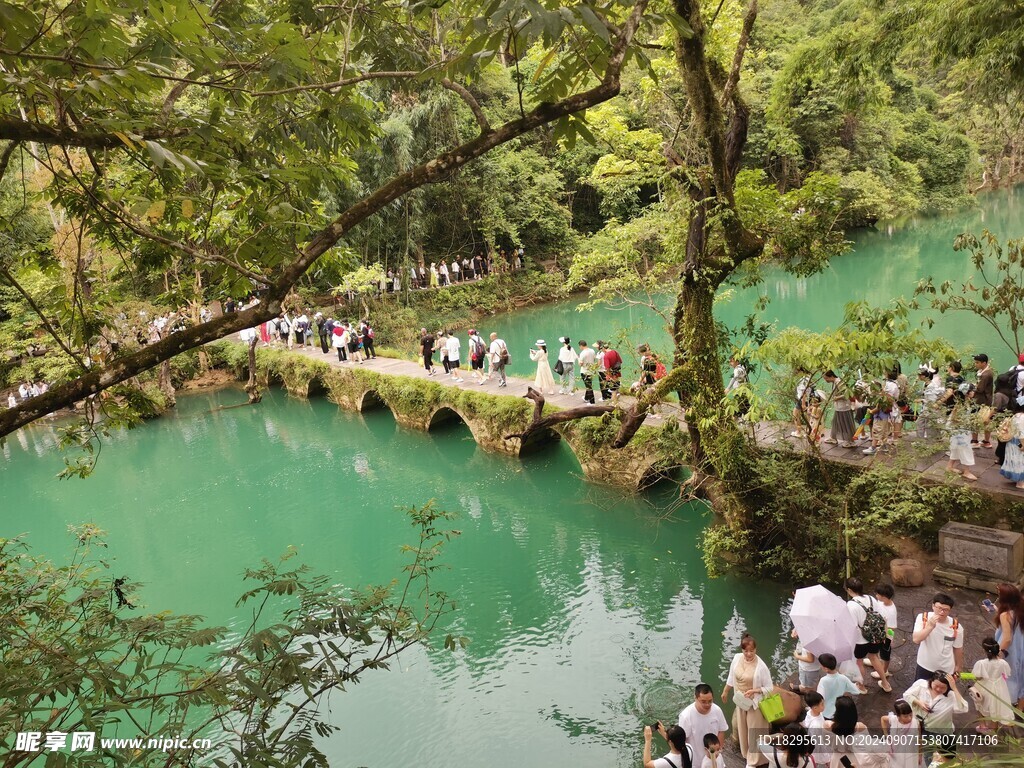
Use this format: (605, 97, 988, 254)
(970, 637, 1014, 729)
(880, 699, 923, 768)
(872, 583, 899, 689)
(800, 692, 831, 766)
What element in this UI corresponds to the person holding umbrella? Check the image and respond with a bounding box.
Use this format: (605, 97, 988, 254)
(721, 634, 773, 768)
(789, 584, 860, 665)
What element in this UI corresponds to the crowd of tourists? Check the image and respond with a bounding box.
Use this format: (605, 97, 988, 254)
(775, 352, 1024, 486)
(642, 580, 1024, 768)
(7, 380, 49, 408)
(240, 306, 378, 363)
(413, 331, 665, 404)
(396, 249, 525, 291)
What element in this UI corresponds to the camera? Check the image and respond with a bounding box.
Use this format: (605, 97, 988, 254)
(648, 721, 661, 731)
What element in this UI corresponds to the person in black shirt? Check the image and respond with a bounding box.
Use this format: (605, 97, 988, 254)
(420, 328, 435, 375)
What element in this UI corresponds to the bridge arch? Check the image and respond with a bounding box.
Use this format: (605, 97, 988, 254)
(426, 405, 481, 442)
(357, 389, 392, 415)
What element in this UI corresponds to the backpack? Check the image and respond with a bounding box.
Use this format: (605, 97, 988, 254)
(498, 341, 510, 365)
(471, 337, 485, 361)
(921, 612, 959, 640)
(856, 596, 888, 645)
(654, 360, 667, 381)
(995, 367, 1024, 410)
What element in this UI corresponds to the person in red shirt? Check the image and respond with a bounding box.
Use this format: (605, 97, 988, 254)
(596, 341, 622, 402)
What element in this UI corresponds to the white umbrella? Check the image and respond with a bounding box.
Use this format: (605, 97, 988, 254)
(789, 584, 858, 662)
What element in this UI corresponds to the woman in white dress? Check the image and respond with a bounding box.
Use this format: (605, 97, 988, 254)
(530, 340, 557, 395)
(999, 412, 1024, 488)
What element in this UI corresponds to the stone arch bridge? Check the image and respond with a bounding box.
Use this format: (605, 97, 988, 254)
(237, 346, 686, 491)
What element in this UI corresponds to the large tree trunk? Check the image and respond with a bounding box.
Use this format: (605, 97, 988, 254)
(245, 337, 262, 404)
(157, 359, 176, 406)
(672, 276, 751, 525)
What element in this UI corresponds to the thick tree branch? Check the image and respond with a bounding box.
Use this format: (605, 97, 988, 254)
(0, 118, 188, 149)
(0, 0, 651, 439)
(504, 388, 615, 441)
(673, 0, 731, 205)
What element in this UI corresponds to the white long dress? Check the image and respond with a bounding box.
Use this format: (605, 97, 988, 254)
(530, 349, 557, 394)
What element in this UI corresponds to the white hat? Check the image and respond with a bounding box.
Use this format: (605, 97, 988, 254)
(536, 339, 546, 346)
(558, 336, 568, 343)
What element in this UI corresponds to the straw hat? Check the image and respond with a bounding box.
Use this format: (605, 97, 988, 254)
(535, 339, 546, 346)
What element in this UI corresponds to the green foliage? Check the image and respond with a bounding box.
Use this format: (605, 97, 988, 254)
(706, 448, 986, 584)
(756, 299, 957, 421)
(915, 230, 1024, 359)
(0, 509, 461, 767)
(845, 467, 986, 546)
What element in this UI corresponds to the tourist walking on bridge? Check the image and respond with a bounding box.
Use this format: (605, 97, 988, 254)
(916, 363, 944, 439)
(823, 370, 856, 447)
(578, 340, 596, 403)
(446, 333, 463, 382)
(361, 319, 376, 359)
(972, 353, 994, 447)
(556, 337, 578, 394)
(316, 313, 329, 354)
(468, 329, 486, 384)
(420, 328, 435, 376)
(945, 382, 978, 480)
(489, 332, 508, 387)
(280, 313, 293, 349)
(597, 341, 622, 402)
(529, 341, 557, 395)
(331, 323, 347, 361)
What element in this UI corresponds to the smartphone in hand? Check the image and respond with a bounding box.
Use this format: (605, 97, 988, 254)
(982, 598, 995, 611)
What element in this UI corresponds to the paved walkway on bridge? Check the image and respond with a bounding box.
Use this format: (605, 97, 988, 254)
(280, 343, 1024, 500)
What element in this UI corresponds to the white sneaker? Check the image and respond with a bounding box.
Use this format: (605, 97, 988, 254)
(862, 447, 877, 455)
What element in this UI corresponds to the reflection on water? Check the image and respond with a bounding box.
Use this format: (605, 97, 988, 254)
(1, 387, 789, 766)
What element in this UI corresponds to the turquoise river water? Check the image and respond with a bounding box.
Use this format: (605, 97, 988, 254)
(1, 186, 1022, 765)
(0, 389, 789, 766)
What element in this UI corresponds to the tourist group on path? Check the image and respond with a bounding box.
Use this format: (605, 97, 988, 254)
(238, 304, 378, 364)
(642, 580, 1024, 768)
(778, 352, 1024, 488)
(416, 330, 649, 404)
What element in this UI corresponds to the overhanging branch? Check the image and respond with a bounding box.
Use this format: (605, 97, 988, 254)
(0, 118, 188, 149)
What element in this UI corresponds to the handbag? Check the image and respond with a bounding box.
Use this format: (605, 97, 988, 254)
(758, 692, 786, 723)
(995, 416, 1014, 443)
(554, 359, 565, 376)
